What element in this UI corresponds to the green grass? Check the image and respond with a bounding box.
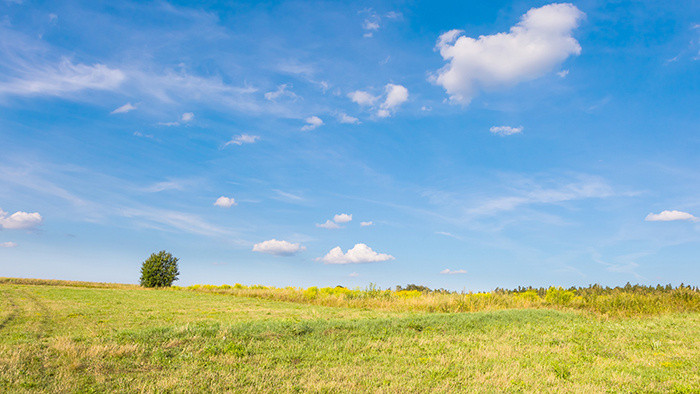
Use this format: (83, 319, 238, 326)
(1, 282, 699, 392)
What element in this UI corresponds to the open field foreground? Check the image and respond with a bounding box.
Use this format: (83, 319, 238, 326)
(1, 281, 699, 392)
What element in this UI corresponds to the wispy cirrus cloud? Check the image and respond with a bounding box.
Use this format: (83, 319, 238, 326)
(224, 134, 260, 147)
(0, 58, 125, 98)
(440, 268, 467, 275)
(490, 125, 523, 136)
(111, 102, 136, 114)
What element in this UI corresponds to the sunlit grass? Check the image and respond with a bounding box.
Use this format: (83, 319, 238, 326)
(1, 279, 698, 391)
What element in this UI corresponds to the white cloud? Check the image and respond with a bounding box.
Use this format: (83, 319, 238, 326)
(348, 90, 378, 106)
(301, 116, 323, 131)
(469, 176, 615, 215)
(264, 84, 298, 101)
(320, 243, 395, 264)
(0, 209, 43, 230)
(645, 210, 698, 222)
(440, 268, 467, 275)
(377, 84, 408, 118)
(224, 134, 260, 147)
(121, 207, 232, 237)
(362, 13, 381, 38)
(490, 125, 523, 136)
(316, 220, 341, 229)
(363, 19, 380, 31)
(436, 231, 461, 240)
(338, 113, 360, 124)
(214, 196, 236, 208)
(360, 221, 374, 227)
(334, 213, 352, 223)
(350, 84, 408, 118)
(111, 102, 136, 114)
(557, 69, 569, 78)
(1, 241, 17, 248)
(432, 3, 584, 104)
(158, 112, 194, 126)
(252, 239, 305, 256)
(0, 59, 126, 97)
(349, 272, 360, 277)
(133, 131, 154, 139)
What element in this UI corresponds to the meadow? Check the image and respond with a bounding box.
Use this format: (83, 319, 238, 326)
(1, 278, 699, 392)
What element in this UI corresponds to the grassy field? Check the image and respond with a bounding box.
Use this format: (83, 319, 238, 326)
(1, 280, 699, 392)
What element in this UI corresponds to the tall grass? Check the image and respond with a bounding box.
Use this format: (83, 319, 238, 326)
(3, 277, 698, 317)
(175, 282, 700, 317)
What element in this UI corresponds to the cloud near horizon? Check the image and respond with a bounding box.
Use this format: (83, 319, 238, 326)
(432, 3, 584, 104)
(0, 209, 43, 230)
(320, 243, 394, 264)
(645, 210, 698, 222)
(252, 239, 306, 256)
(440, 268, 467, 275)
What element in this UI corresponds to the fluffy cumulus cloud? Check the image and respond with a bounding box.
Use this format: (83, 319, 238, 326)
(333, 213, 352, 223)
(338, 113, 360, 124)
(0, 209, 43, 230)
(301, 116, 323, 131)
(111, 102, 136, 114)
(349, 84, 408, 117)
(320, 243, 394, 264)
(360, 221, 374, 227)
(377, 84, 409, 118)
(213, 196, 236, 208)
(348, 90, 378, 106)
(252, 239, 305, 256)
(181, 112, 194, 122)
(224, 134, 259, 147)
(645, 210, 698, 222)
(317, 213, 353, 228)
(440, 268, 467, 275)
(490, 125, 523, 136)
(433, 3, 584, 104)
(1, 241, 18, 248)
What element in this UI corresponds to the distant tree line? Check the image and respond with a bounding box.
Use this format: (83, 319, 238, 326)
(393, 282, 699, 295)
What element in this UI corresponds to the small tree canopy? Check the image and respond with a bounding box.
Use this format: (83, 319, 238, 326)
(139, 250, 180, 287)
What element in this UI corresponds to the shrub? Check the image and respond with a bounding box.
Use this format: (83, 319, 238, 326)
(139, 251, 180, 287)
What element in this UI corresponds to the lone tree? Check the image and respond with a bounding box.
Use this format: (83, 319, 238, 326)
(139, 250, 180, 287)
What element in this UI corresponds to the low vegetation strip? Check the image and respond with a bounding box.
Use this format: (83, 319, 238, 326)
(0, 283, 698, 392)
(3, 277, 699, 317)
(176, 283, 700, 317)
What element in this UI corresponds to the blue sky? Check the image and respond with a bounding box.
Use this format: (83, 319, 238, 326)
(0, 0, 698, 290)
